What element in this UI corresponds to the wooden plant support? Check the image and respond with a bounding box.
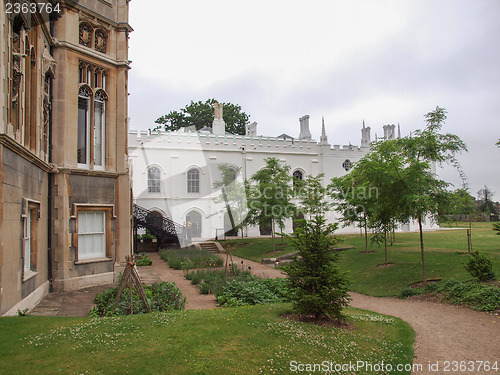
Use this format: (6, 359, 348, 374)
(113, 255, 151, 314)
(224, 245, 235, 276)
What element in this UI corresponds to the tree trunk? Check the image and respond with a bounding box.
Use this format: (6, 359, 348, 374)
(384, 229, 388, 264)
(272, 220, 276, 252)
(418, 215, 427, 284)
(364, 216, 368, 252)
(468, 218, 472, 253)
(391, 221, 396, 245)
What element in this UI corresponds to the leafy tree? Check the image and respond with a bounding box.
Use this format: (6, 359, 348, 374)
(477, 185, 498, 215)
(212, 164, 248, 239)
(329, 166, 379, 253)
(439, 188, 476, 219)
(154, 99, 250, 135)
(496, 139, 500, 147)
(246, 157, 295, 251)
(332, 107, 466, 283)
(296, 173, 331, 216)
(286, 215, 351, 320)
(395, 106, 467, 283)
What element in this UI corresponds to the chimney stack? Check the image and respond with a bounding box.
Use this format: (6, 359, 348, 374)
(298, 115, 312, 140)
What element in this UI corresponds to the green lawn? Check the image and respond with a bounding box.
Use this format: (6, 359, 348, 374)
(0, 304, 414, 375)
(228, 222, 500, 297)
(220, 237, 295, 262)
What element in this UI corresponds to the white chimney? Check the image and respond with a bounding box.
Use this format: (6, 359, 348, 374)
(298, 115, 311, 140)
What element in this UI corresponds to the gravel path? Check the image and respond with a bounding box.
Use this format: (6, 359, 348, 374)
(148, 252, 217, 310)
(350, 293, 499, 374)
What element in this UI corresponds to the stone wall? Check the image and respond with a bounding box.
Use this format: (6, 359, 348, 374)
(0, 146, 49, 314)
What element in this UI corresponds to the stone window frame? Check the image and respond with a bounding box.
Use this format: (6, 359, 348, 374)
(292, 169, 305, 192)
(187, 168, 200, 194)
(147, 166, 161, 193)
(93, 89, 107, 170)
(77, 61, 109, 170)
(342, 159, 352, 171)
(21, 198, 41, 281)
(71, 204, 115, 264)
(185, 209, 203, 238)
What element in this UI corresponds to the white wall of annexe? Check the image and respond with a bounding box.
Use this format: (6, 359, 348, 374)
(128, 122, 438, 242)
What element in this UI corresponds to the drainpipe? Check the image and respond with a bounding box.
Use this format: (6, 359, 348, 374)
(47, 30, 55, 292)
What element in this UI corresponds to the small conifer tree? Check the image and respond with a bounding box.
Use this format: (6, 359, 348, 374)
(286, 215, 351, 320)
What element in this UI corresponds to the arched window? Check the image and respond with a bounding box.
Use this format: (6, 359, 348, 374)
(342, 159, 352, 171)
(148, 167, 161, 193)
(77, 86, 92, 166)
(187, 168, 200, 193)
(186, 211, 202, 238)
(292, 170, 303, 192)
(94, 90, 107, 168)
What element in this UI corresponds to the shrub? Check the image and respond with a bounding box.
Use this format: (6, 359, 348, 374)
(493, 222, 500, 235)
(398, 288, 419, 299)
(216, 278, 291, 307)
(186, 267, 254, 296)
(135, 253, 152, 266)
(464, 251, 496, 281)
(441, 280, 500, 312)
(91, 281, 186, 316)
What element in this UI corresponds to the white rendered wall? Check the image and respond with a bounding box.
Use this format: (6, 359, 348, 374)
(128, 130, 438, 241)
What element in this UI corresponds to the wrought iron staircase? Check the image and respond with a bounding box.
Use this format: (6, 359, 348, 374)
(133, 204, 184, 247)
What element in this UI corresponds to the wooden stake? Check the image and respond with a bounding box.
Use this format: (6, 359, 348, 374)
(114, 255, 151, 313)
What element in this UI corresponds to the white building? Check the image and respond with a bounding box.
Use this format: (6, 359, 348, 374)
(128, 108, 434, 241)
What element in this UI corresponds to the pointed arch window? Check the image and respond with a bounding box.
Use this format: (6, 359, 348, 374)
(148, 167, 161, 193)
(94, 90, 107, 168)
(77, 61, 108, 169)
(292, 170, 303, 192)
(186, 211, 202, 237)
(78, 86, 92, 166)
(187, 169, 200, 193)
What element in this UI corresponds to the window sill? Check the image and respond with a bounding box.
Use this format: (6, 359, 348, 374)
(23, 270, 38, 282)
(75, 257, 112, 265)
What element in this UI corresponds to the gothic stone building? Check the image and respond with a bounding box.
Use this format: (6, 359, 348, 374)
(129, 112, 433, 241)
(1, 0, 132, 315)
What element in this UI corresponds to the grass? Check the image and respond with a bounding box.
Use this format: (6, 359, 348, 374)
(339, 223, 500, 296)
(220, 237, 294, 262)
(160, 247, 223, 270)
(0, 304, 414, 375)
(229, 222, 500, 297)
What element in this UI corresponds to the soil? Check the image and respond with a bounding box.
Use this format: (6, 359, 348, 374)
(377, 262, 395, 268)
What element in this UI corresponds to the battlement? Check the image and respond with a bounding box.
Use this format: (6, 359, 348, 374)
(128, 130, 366, 154)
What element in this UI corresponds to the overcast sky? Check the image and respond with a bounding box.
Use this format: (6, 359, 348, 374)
(128, 0, 500, 201)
